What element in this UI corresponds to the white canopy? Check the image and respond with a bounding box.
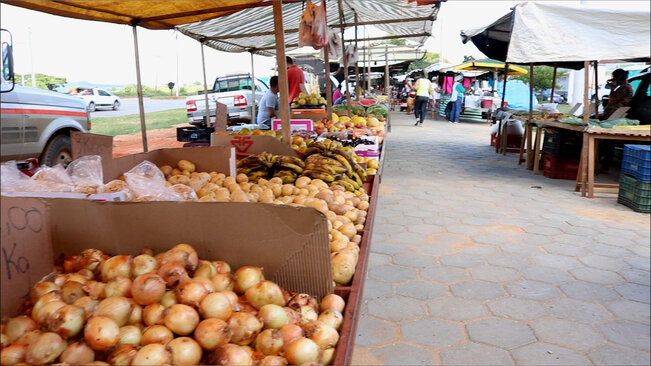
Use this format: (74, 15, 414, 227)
(462, 1, 650, 67)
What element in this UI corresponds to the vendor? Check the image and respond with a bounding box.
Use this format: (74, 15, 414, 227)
(601, 69, 633, 120)
(256, 76, 279, 128)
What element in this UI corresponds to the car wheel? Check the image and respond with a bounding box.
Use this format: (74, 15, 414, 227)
(112, 100, 120, 110)
(88, 102, 96, 112)
(41, 134, 73, 167)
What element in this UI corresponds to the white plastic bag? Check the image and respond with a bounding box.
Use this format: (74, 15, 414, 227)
(342, 44, 358, 65)
(124, 161, 184, 201)
(311, 2, 328, 50)
(66, 155, 104, 194)
(325, 28, 343, 60)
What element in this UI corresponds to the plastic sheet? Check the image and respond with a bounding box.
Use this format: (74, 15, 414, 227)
(124, 161, 185, 201)
(66, 155, 104, 194)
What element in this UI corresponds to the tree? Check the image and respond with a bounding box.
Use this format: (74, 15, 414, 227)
(370, 38, 407, 47)
(407, 52, 440, 72)
(511, 65, 568, 91)
(15, 73, 66, 90)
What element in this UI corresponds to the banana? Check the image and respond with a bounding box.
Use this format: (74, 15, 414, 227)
(337, 179, 356, 192)
(303, 170, 335, 182)
(276, 163, 304, 173)
(350, 171, 364, 187)
(331, 153, 353, 173)
(353, 162, 367, 181)
(340, 177, 360, 190)
(237, 156, 262, 168)
(277, 155, 305, 168)
(301, 147, 322, 158)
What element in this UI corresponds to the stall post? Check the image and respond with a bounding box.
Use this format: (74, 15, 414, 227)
(550, 64, 557, 103)
(384, 45, 389, 96)
(502, 63, 509, 107)
(583, 61, 590, 126)
(272, 1, 291, 145)
(593, 60, 599, 120)
(200, 41, 211, 129)
(338, 0, 352, 116)
(322, 0, 332, 118)
(250, 52, 256, 123)
(367, 44, 372, 93)
(531, 64, 544, 172)
(354, 14, 361, 98)
(131, 24, 148, 152)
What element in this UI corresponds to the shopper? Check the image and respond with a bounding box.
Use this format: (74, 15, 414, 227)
(413, 72, 433, 126)
(449, 75, 466, 123)
(256, 76, 279, 128)
(332, 84, 342, 103)
(431, 77, 441, 120)
(287, 56, 308, 103)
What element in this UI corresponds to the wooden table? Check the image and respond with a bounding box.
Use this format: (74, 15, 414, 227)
(575, 128, 651, 198)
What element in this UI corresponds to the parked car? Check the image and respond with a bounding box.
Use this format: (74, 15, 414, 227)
(626, 67, 650, 124)
(541, 89, 568, 104)
(1, 29, 90, 167)
(73, 87, 120, 112)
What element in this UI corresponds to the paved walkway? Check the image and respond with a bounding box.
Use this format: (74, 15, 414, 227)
(351, 112, 651, 365)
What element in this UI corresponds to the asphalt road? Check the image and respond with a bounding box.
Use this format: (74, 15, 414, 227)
(90, 97, 186, 118)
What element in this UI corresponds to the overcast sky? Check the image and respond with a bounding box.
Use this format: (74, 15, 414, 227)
(0, 1, 647, 87)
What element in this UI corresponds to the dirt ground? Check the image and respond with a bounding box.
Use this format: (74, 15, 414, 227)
(112, 124, 188, 157)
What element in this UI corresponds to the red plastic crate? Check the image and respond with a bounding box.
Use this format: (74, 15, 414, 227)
(542, 153, 579, 180)
(490, 133, 522, 148)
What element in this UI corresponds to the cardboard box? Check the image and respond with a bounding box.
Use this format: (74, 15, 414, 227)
(0, 196, 333, 318)
(291, 108, 326, 123)
(271, 119, 314, 132)
(211, 134, 299, 157)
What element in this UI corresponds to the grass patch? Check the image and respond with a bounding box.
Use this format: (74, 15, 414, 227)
(90, 108, 186, 136)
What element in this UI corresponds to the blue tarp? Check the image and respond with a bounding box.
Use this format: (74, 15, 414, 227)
(497, 79, 538, 110)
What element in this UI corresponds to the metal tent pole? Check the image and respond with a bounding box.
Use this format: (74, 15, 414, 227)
(200, 42, 211, 127)
(273, 1, 291, 145)
(250, 52, 256, 123)
(338, 0, 352, 116)
(583, 61, 590, 126)
(593, 60, 599, 120)
(502, 63, 509, 107)
(354, 14, 361, 98)
(131, 25, 148, 152)
(323, 0, 332, 118)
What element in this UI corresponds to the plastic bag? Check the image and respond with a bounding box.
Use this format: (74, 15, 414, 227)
(31, 164, 74, 192)
(124, 161, 184, 201)
(298, 1, 317, 47)
(325, 28, 343, 60)
(66, 155, 104, 194)
(311, 2, 328, 50)
(1, 162, 36, 192)
(342, 44, 358, 65)
(100, 180, 134, 201)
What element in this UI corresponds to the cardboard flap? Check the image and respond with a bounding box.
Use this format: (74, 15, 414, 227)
(211, 135, 299, 156)
(48, 200, 333, 298)
(71, 131, 114, 161)
(1, 197, 54, 318)
(214, 102, 228, 132)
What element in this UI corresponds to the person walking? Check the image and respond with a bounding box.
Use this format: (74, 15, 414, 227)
(413, 72, 433, 126)
(449, 75, 466, 123)
(431, 77, 441, 120)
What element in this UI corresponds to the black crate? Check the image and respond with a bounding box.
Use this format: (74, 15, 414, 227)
(176, 126, 215, 143)
(542, 128, 582, 159)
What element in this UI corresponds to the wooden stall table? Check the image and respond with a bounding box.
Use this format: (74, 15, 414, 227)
(526, 119, 585, 173)
(576, 127, 651, 198)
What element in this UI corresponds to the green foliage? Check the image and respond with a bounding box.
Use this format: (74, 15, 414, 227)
(370, 38, 407, 47)
(407, 52, 440, 72)
(511, 65, 569, 92)
(16, 73, 67, 90)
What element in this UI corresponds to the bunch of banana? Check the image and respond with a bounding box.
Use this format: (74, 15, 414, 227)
(272, 155, 305, 183)
(300, 139, 367, 192)
(236, 153, 305, 183)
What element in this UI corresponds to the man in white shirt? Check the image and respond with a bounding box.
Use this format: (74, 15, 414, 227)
(431, 77, 441, 119)
(256, 76, 279, 128)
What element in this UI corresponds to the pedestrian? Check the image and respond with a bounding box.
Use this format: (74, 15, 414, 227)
(332, 84, 342, 103)
(431, 77, 441, 120)
(286, 56, 308, 103)
(413, 72, 433, 126)
(449, 75, 467, 123)
(256, 76, 279, 128)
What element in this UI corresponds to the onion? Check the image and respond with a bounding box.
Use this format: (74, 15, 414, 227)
(194, 261, 217, 278)
(73, 296, 99, 320)
(14, 330, 41, 345)
(320, 347, 335, 365)
(34, 300, 65, 325)
(208, 344, 252, 366)
(194, 276, 217, 292)
(298, 305, 318, 325)
(85, 362, 111, 365)
(83, 281, 106, 298)
(46, 304, 84, 338)
(238, 299, 258, 314)
(59, 341, 94, 364)
(5, 316, 38, 342)
(166, 337, 202, 366)
(0, 343, 28, 365)
(77, 268, 95, 280)
(132, 273, 166, 306)
(78, 248, 105, 272)
(25, 332, 66, 365)
(141, 325, 174, 346)
(319, 294, 345, 313)
(317, 310, 343, 331)
(1, 333, 8, 348)
(131, 343, 172, 365)
(84, 316, 120, 351)
(228, 312, 262, 346)
(163, 304, 199, 336)
(31, 291, 62, 319)
(103, 276, 132, 298)
(259, 355, 289, 366)
(244, 281, 285, 309)
(141, 247, 155, 257)
(279, 324, 304, 348)
(107, 344, 137, 366)
(194, 318, 232, 351)
(211, 273, 235, 292)
(64, 273, 88, 285)
(305, 322, 339, 349)
(95, 296, 133, 327)
(258, 304, 288, 329)
(60, 281, 85, 304)
(159, 245, 199, 272)
(128, 303, 143, 325)
(287, 293, 318, 312)
(176, 280, 210, 307)
(213, 260, 232, 274)
(233, 266, 264, 294)
(160, 290, 177, 307)
(119, 325, 142, 345)
(143, 303, 165, 326)
(255, 329, 284, 356)
(30, 281, 59, 304)
(63, 255, 79, 273)
(52, 273, 66, 287)
(221, 290, 240, 309)
(284, 307, 301, 325)
(284, 337, 320, 365)
(199, 292, 233, 320)
(100, 255, 132, 282)
(157, 262, 190, 288)
(132, 254, 158, 278)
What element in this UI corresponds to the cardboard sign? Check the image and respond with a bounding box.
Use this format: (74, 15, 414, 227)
(352, 129, 367, 138)
(214, 102, 228, 132)
(71, 131, 113, 161)
(271, 119, 314, 132)
(1, 197, 53, 318)
(212, 134, 299, 156)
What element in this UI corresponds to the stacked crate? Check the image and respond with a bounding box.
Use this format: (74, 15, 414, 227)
(541, 129, 583, 179)
(618, 145, 651, 213)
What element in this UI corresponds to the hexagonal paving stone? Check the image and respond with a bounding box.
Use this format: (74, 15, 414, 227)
(450, 280, 506, 300)
(424, 216, 461, 226)
(606, 299, 650, 325)
(413, 243, 455, 256)
(543, 243, 589, 257)
(429, 232, 472, 246)
(569, 267, 625, 285)
(531, 317, 605, 351)
(396, 281, 447, 300)
(392, 253, 437, 268)
(461, 244, 499, 256)
(447, 224, 483, 236)
(587, 345, 651, 366)
(372, 342, 436, 365)
(471, 234, 511, 245)
(372, 242, 409, 255)
(505, 281, 561, 301)
(520, 266, 574, 284)
(500, 244, 545, 256)
(560, 281, 620, 303)
(354, 317, 399, 347)
(368, 265, 418, 282)
(511, 342, 592, 365)
(615, 283, 651, 303)
(486, 253, 532, 269)
(374, 223, 407, 236)
(461, 217, 496, 226)
(362, 279, 393, 299)
(428, 296, 488, 321)
(522, 225, 563, 235)
(467, 318, 536, 350)
(440, 342, 514, 366)
(420, 266, 469, 283)
(487, 297, 549, 321)
(546, 298, 612, 324)
(401, 317, 465, 349)
(366, 296, 426, 322)
(598, 320, 651, 351)
(390, 231, 430, 245)
(408, 223, 445, 235)
(579, 255, 628, 271)
(440, 253, 485, 268)
(515, 233, 555, 246)
(532, 254, 583, 270)
(618, 268, 651, 286)
(625, 257, 651, 271)
(469, 266, 521, 283)
(368, 252, 391, 267)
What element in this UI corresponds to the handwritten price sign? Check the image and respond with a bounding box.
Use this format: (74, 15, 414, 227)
(71, 131, 113, 161)
(1, 197, 53, 317)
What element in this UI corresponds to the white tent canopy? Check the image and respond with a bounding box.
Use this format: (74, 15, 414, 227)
(461, 1, 650, 67)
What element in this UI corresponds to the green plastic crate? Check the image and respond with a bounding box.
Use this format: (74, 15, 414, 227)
(619, 174, 651, 197)
(618, 175, 651, 213)
(618, 196, 651, 213)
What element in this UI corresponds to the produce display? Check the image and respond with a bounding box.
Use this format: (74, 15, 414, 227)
(291, 92, 326, 109)
(0, 244, 346, 365)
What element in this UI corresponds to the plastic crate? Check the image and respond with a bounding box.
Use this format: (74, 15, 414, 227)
(621, 145, 651, 183)
(542, 128, 582, 159)
(490, 133, 522, 148)
(542, 153, 580, 180)
(617, 178, 651, 213)
(176, 126, 214, 143)
(620, 174, 651, 193)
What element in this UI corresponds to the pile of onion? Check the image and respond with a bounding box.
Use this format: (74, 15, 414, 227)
(0, 244, 346, 366)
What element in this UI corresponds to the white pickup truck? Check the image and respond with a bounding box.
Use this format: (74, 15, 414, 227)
(185, 73, 268, 127)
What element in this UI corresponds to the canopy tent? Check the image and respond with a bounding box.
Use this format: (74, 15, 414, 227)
(453, 59, 528, 76)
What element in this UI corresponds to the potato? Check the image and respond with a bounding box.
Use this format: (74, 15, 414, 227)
(189, 175, 209, 192)
(268, 177, 282, 185)
(239, 182, 251, 193)
(295, 176, 311, 188)
(199, 194, 216, 202)
(293, 196, 307, 205)
(170, 168, 182, 176)
(270, 184, 282, 197)
(231, 189, 249, 202)
(298, 188, 309, 196)
(339, 223, 357, 239)
(178, 160, 196, 173)
(236, 174, 248, 183)
(330, 239, 348, 252)
(331, 250, 357, 285)
(182, 169, 192, 177)
(170, 184, 198, 201)
(160, 165, 173, 176)
(281, 184, 294, 196)
(357, 201, 369, 211)
(214, 188, 231, 201)
(168, 175, 191, 186)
